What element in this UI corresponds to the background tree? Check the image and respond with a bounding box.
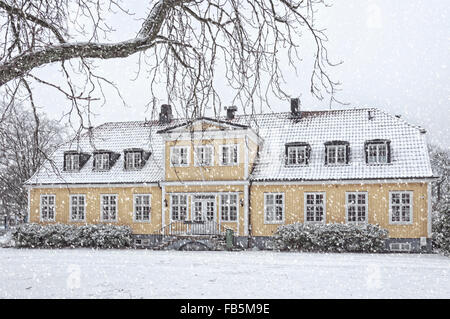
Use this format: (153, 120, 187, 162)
(0, 0, 339, 134)
(428, 144, 450, 211)
(0, 104, 65, 224)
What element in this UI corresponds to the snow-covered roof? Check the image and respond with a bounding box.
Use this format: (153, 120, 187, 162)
(25, 108, 434, 185)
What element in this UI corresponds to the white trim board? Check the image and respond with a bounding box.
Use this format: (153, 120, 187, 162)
(252, 178, 436, 186)
(24, 183, 159, 189)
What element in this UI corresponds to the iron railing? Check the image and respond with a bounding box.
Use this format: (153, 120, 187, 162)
(155, 220, 231, 239)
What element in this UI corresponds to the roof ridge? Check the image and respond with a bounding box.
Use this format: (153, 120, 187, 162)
(97, 107, 381, 127)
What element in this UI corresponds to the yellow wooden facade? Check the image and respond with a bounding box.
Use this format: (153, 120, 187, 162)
(27, 118, 432, 241)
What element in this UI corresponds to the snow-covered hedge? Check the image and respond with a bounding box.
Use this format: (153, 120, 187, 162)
(11, 223, 132, 248)
(432, 203, 450, 255)
(273, 223, 388, 253)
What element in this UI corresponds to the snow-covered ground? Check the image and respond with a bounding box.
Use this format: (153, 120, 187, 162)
(0, 248, 449, 299)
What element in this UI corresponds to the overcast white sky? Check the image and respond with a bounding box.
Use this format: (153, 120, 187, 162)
(30, 0, 450, 148)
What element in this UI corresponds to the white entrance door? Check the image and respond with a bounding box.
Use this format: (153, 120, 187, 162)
(191, 195, 216, 235)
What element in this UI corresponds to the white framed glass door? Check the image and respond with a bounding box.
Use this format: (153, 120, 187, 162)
(191, 194, 216, 234)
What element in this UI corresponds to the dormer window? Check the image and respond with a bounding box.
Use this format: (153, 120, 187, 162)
(325, 141, 350, 165)
(63, 151, 90, 171)
(285, 142, 311, 165)
(125, 152, 142, 169)
(123, 149, 150, 170)
(65, 153, 79, 171)
(365, 139, 391, 164)
(94, 153, 110, 170)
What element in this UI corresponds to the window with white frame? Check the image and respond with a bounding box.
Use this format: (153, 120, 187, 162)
(171, 194, 187, 221)
(134, 194, 151, 222)
(40, 195, 55, 221)
(170, 146, 189, 166)
(367, 143, 388, 164)
(264, 193, 284, 223)
(305, 193, 325, 223)
(325, 144, 347, 165)
(101, 194, 117, 221)
(220, 144, 238, 166)
(94, 153, 110, 170)
(390, 191, 413, 224)
(125, 151, 142, 169)
(194, 145, 213, 166)
(220, 194, 238, 222)
(65, 153, 80, 171)
(287, 146, 308, 165)
(346, 192, 368, 223)
(70, 194, 85, 221)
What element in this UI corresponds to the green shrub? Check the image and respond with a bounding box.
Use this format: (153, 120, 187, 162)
(11, 223, 132, 248)
(273, 222, 388, 253)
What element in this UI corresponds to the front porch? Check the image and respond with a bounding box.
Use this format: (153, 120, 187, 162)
(134, 219, 237, 250)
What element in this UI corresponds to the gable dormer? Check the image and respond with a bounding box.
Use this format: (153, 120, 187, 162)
(158, 117, 262, 181)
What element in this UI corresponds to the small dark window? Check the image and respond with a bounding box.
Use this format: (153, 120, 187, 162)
(324, 141, 350, 165)
(365, 139, 391, 164)
(285, 142, 311, 165)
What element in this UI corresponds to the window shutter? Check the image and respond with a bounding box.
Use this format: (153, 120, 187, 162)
(123, 152, 128, 169)
(63, 154, 67, 171)
(386, 141, 392, 163)
(285, 146, 289, 165)
(306, 145, 311, 165)
(346, 144, 350, 164)
(324, 145, 328, 165)
(364, 142, 369, 164)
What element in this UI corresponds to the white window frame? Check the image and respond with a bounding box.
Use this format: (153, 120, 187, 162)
(194, 145, 214, 167)
(367, 143, 388, 164)
(219, 144, 239, 166)
(345, 192, 368, 223)
(170, 194, 188, 221)
(170, 146, 190, 167)
(326, 145, 347, 165)
(219, 193, 238, 222)
(264, 193, 285, 224)
(304, 192, 326, 223)
(40, 194, 56, 221)
(125, 152, 143, 170)
(65, 154, 80, 171)
(133, 194, 151, 222)
(94, 153, 110, 170)
(389, 191, 413, 225)
(100, 194, 118, 222)
(69, 194, 86, 222)
(287, 146, 308, 166)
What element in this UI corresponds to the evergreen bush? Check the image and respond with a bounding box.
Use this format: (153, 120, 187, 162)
(273, 222, 388, 253)
(11, 223, 132, 248)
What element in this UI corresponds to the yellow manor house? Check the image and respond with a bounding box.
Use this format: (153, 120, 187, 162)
(25, 101, 436, 252)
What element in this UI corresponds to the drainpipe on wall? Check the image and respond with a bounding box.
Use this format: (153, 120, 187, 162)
(247, 180, 252, 249)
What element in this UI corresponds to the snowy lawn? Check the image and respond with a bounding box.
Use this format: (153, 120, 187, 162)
(0, 248, 449, 299)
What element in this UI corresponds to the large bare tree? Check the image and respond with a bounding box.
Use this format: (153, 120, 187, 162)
(0, 0, 340, 131)
(0, 104, 65, 223)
